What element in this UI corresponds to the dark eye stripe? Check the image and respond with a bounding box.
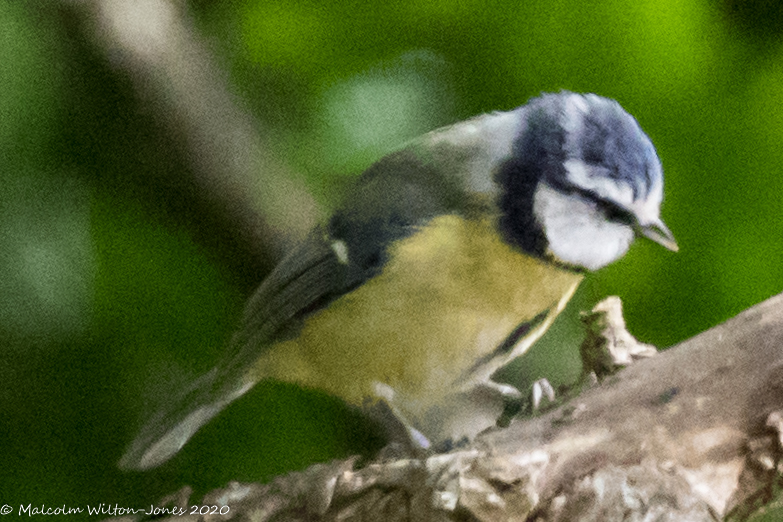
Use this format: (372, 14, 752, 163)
(566, 185, 636, 226)
(598, 199, 635, 225)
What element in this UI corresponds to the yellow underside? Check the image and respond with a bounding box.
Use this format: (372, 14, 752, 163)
(252, 214, 583, 407)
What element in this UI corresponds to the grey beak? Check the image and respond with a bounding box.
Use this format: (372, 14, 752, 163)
(639, 219, 678, 252)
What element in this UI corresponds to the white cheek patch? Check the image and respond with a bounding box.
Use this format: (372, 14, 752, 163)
(533, 183, 635, 271)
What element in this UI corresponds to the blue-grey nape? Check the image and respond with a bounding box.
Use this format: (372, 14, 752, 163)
(494, 103, 560, 259)
(495, 94, 574, 260)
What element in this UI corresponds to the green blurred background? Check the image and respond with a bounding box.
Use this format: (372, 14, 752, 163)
(2, 0, 783, 515)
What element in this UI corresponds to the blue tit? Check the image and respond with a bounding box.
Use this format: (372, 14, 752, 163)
(120, 91, 677, 470)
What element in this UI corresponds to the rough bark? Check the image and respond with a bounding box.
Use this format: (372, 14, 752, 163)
(104, 292, 783, 521)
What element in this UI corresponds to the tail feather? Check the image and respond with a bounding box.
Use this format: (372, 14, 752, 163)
(118, 368, 253, 471)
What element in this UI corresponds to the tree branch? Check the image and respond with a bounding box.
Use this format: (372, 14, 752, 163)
(67, 0, 321, 268)
(105, 292, 783, 521)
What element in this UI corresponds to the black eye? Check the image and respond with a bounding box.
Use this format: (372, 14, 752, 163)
(563, 185, 636, 226)
(597, 199, 635, 225)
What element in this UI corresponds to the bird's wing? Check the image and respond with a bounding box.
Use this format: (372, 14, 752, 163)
(120, 145, 474, 470)
(120, 110, 524, 470)
(218, 146, 483, 386)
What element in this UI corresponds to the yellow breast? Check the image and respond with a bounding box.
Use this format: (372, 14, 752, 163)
(253, 214, 583, 407)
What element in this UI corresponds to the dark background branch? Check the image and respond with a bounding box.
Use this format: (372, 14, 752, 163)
(69, 0, 321, 270)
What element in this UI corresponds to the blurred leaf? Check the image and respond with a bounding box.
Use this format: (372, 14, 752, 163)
(0, 3, 63, 150)
(0, 171, 94, 343)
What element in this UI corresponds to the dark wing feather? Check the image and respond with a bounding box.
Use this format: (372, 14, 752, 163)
(120, 147, 470, 470)
(214, 148, 463, 387)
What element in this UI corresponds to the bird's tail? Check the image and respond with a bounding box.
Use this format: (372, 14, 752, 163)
(118, 368, 254, 471)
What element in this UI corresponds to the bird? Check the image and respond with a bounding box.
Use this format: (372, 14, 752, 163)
(119, 91, 677, 471)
